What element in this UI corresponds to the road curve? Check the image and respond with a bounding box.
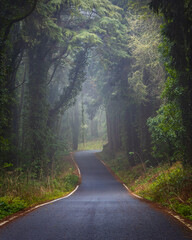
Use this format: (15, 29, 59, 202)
(0, 150, 192, 240)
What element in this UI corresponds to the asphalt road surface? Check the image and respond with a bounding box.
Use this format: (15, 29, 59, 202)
(0, 150, 192, 240)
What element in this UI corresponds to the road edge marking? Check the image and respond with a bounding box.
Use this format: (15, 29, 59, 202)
(122, 183, 192, 231)
(70, 152, 81, 176)
(0, 185, 79, 227)
(70, 152, 82, 184)
(123, 184, 142, 199)
(0, 153, 82, 228)
(96, 154, 192, 232)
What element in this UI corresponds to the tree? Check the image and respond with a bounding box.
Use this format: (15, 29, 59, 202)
(149, 0, 192, 163)
(87, 4, 164, 166)
(0, 0, 128, 174)
(0, 0, 38, 167)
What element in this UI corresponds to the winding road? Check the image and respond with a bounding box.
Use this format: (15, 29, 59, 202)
(0, 150, 192, 240)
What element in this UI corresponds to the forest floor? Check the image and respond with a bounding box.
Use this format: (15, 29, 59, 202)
(96, 151, 192, 222)
(0, 154, 79, 221)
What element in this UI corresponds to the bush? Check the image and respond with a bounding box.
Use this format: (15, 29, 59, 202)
(0, 196, 27, 219)
(64, 174, 79, 191)
(98, 150, 192, 221)
(0, 155, 79, 220)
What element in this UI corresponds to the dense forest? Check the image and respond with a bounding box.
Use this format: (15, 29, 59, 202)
(0, 0, 192, 221)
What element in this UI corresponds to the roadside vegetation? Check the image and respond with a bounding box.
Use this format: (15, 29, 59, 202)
(97, 151, 192, 221)
(1, 0, 192, 226)
(0, 154, 79, 221)
(78, 139, 106, 151)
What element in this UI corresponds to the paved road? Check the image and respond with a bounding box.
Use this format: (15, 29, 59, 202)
(0, 150, 192, 240)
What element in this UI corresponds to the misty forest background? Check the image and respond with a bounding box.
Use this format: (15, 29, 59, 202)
(0, 0, 192, 220)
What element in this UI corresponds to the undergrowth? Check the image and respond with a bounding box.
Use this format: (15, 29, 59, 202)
(97, 151, 192, 221)
(0, 155, 79, 221)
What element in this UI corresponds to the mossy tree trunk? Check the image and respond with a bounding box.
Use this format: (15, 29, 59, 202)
(26, 44, 50, 176)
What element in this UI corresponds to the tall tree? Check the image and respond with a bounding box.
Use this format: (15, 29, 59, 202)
(0, 0, 38, 166)
(149, 0, 192, 163)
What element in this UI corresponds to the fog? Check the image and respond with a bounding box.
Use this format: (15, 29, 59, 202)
(1, 0, 190, 177)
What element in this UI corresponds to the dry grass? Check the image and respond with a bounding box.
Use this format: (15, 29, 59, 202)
(0, 154, 79, 220)
(98, 151, 192, 221)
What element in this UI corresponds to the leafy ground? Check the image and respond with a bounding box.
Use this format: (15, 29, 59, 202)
(97, 151, 192, 221)
(0, 155, 79, 221)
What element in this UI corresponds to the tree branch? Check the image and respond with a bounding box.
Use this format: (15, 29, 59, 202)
(48, 49, 87, 121)
(2, 0, 38, 44)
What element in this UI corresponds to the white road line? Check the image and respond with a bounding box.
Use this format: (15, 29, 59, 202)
(98, 156, 192, 232)
(0, 221, 9, 227)
(77, 166, 81, 176)
(167, 211, 192, 231)
(0, 184, 79, 227)
(123, 184, 143, 199)
(0, 179, 79, 227)
(122, 183, 192, 231)
(0, 152, 81, 228)
(70, 152, 81, 176)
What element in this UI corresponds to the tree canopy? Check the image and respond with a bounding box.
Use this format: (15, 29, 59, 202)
(0, 0, 192, 177)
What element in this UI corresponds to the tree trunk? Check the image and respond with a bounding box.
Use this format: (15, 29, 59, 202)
(26, 45, 49, 175)
(71, 103, 79, 151)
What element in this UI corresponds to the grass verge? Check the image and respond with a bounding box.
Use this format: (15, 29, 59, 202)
(78, 139, 106, 151)
(0, 154, 79, 221)
(97, 151, 192, 221)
